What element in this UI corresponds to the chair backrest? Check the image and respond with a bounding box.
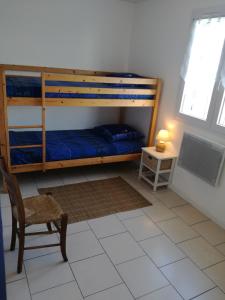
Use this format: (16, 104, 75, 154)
(0, 157, 25, 223)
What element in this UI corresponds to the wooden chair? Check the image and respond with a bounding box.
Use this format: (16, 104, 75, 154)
(0, 157, 68, 273)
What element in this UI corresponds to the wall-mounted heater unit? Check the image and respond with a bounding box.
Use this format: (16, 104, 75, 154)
(178, 133, 225, 186)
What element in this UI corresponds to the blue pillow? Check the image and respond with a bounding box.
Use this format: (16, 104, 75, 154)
(107, 73, 145, 78)
(94, 124, 144, 142)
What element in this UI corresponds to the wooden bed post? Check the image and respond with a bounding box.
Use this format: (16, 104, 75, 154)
(41, 73, 46, 172)
(0, 70, 10, 168)
(147, 79, 162, 147)
(0, 69, 10, 191)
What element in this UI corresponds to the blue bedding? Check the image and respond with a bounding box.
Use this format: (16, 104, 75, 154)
(6, 73, 154, 100)
(10, 129, 144, 165)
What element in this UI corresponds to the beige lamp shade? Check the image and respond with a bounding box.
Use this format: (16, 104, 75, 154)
(156, 129, 170, 142)
(156, 129, 170, 152)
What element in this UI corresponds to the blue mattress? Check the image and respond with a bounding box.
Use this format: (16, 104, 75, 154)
(6, 73, 154, 100)
(10, 129, 144, 165)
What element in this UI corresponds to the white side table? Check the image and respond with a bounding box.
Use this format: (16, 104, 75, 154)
(139, 147, 177, 191)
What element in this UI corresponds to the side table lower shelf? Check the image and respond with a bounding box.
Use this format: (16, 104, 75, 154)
(140, 168, 170, 190)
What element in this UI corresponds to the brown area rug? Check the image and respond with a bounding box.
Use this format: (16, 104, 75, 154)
(38, 176, 151, 223)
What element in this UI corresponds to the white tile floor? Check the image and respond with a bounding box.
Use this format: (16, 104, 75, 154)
(1, 163, 225, 300)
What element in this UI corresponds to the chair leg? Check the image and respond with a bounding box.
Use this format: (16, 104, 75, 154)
(60, 214, 68, 262)
(46, 222, 52, 232)
(10, 215, 17, 251)
(17, 225, 25, 274)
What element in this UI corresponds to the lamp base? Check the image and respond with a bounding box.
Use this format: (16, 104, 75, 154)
(156, 141, 166, 152)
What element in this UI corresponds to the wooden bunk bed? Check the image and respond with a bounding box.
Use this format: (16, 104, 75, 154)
(0, 64, 162, 174)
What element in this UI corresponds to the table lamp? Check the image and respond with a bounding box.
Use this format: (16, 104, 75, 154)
(156, 129, 170, 152)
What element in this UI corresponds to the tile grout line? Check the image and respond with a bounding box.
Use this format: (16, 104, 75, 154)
(142, 212, 179, 224)
(87, 220, 136, 300)
(170, 207, 209, 226)
(189, 286, 220, 300)
(213, 240, 225, 247)
(137, 237, 186, 300)
(155, 217, 202, 245)
(6, 276, 27, 285)
(117, 213, 165, 243)
(23, 258, 34, 300)
(176, 237, 225, 270)
(202, 260, 225, 272)
(92, 212, 185, 299)
(135, 201, 225, 298)
(24, 250, 60, 262)
(161, 247, 219, 295)
(69, 252, 105, 265)
(64, 263, 85, 299)
(139, 209, 223, 295)
(82, 282, 124, 299)
(55, 220, 90, 299)
(30, 280, 76, 298)
(134, 283, 182, 300)
(138, 209, 225, 293)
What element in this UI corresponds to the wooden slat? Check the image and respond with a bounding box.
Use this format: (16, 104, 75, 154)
(10, 163, 43, 173)
(6, 74, 40, 78)
(148, 79, 162, 146)
(45, 73, 157, 85)
(7, 98, 154, 107)
(8, 125, 42, 129)
(0, 64, 110, 76)
(45, 86, 156, 96)
(10, 153, 141, 173)
(10, 144, 42, 149)
(101, 153, 141, 164)
(8, 97, 42, 106)
(44, 99, 155, 107)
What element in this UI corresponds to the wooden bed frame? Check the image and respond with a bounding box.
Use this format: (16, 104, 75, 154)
(0, 64, 162, 174)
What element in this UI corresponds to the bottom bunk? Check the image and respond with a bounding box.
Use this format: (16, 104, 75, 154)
(9, 124, 144, 173)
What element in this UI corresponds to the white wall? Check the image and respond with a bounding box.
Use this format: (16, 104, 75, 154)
(128, 0, 225, 228)
(0, 0, 134, 129)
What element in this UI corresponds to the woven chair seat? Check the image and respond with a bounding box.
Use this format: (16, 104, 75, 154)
(13, 194, 63, 224)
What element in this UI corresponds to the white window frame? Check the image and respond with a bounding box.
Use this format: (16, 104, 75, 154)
(211, 43, 225, 134)
(177, 7, 225, 136)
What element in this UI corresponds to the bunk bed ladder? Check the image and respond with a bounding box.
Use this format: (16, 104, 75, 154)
(0, 71, 47, 172)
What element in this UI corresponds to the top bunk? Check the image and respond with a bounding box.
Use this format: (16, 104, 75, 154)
(0, 64, 161, 107)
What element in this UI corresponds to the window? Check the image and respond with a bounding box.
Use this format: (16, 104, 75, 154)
(179, 17, 225, 123)
(217, 91, 225, 127)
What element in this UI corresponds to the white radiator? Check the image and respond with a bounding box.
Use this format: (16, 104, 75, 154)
(178, 133, 225, 186)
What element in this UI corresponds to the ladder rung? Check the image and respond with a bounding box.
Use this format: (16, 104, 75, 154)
(8, 125, 43, 129)
(10, 144, 43, 149)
